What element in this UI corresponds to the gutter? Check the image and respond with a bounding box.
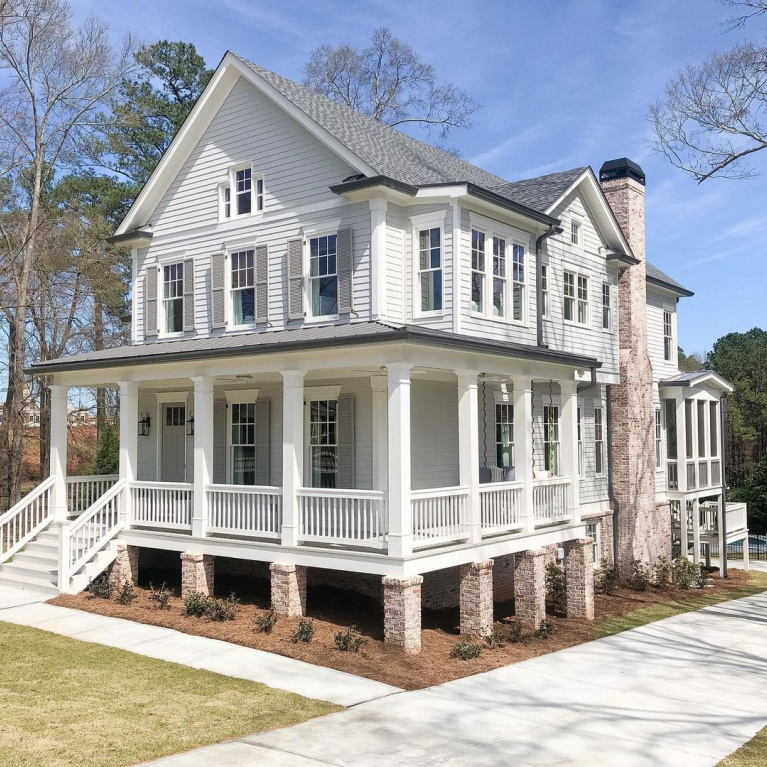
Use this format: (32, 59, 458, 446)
(606, 384, 619, 566)
(535, 224, 562, 347)
(720, 396, 729, 578)
(106, 228, 153, 246)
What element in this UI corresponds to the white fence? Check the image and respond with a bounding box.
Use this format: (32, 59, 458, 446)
(480, 481, 524, 535)
(298, 488, 386, 548)
(207, 484, 282, 539)
(411, 486, 468, 548)
(67, 475, 118, 514)
(130, 481, 193, 531)
(532, 477, 571, 526)
(0, 476, 54, 563)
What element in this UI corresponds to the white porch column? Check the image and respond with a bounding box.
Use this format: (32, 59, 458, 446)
(676, 396, 687, 492)
(191, 376, 214, 538)
(718, 492, 726, 577)
(281, 371, 305, 547)
(370, 199, 387, 321)
(118, 381, 139, 528)
(457, 370, 481, 544)
(680, 502, 690, 561)
(560, 379, 580, 522)
(371, 376, 388, 492)
(513, 376, 535, 533)
(49, 384, 69, 523)
(387, 363, 412, 558)
(692, 496, 701, 565)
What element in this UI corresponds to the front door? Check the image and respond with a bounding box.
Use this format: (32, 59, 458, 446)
(161, 403, 186, 482)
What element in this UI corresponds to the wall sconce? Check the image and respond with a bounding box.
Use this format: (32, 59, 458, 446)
(186, 410, 195, 437)
(138, 412, 151, 437)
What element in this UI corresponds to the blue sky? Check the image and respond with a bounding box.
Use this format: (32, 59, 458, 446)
(73, 0, 767, 354)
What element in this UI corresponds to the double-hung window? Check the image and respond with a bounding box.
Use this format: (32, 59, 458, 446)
(162, 262, 183, 334)
(544, 405, 560, 475)
(586, 522, 601, 567)
(655, 409, 663, 468)
(220, 164, 264, 220)
(563, 271, 575, 321)
(512, 243, 525, 322)
(230, 402, 256, 485)
(571, 220, 581, 245)
(710, 402, 718, 458)
(602, 283, 611, 330)
(577, 406, 583, 475)
(541, 264, 549, 318)
(495, 403, 514, 472)
(309, 234, 338, 317)
(577, 275, 589, 324)
(594, 406, 605, 475)
(471, 229, 485, 313)
(309, 399, 338, 488)
(663, 310, 673, 361)
(493, 236, 507, 318)
(231, 249, 255, 325)
(417, 227, 442, 313)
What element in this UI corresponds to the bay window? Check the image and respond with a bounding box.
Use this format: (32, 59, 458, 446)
(417, 227, 442, 313)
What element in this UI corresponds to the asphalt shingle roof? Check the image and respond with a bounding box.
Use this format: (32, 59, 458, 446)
(645, 261, 693, 296)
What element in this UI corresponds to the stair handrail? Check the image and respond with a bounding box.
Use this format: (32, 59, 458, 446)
(59, 479, 126, 591)
(0, 475, 56, 564)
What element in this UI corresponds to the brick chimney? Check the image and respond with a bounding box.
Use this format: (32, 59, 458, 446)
(599, 159, 671, 574)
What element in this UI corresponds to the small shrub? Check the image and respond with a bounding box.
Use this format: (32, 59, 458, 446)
(254, 609, 277, 634)
(292, 619, 314, 644)
(653, 557, 673, 590)
(672, 557, 700, 590)
(507, 621, 524, 644)
(206, 593, 240, 622)
(115, 580, 136, 605)
(482, 628, 507, 649)
(184, 591, 211, 618)
(87, 572, 111, 600)
(149, 582, 171, 610)
(628, 559, 650, 592)
(334, 625, 368, 653)
(533, 619, 555, 639)
(545, 562, 567, 612)
(697, 564, 712, 589)
(596, 559, 619, 595)
(450, 638, 482, 660)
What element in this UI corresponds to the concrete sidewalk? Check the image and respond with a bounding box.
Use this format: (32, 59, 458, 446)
(145, 590, 767, 767)
(0, 586, 400, 707)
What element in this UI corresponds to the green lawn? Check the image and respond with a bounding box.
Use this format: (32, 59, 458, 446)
(718, 726, 767, 766)
(594, 570, 767, 639)
(0, 622, 338, 767)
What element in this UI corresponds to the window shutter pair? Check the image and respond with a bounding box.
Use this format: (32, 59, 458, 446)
(183, 258, 195, 331)
(210, 246, 269, 328)
(287, 238, 304, 320)
(143, 259, 195, 337)
(336, 228, 353, 315)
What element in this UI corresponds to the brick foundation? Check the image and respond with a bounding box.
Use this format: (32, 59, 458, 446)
(514, 548, 546, 629)
(180, 553, 214, 599)
(108, 544, 138, 592)
(270, 563, 307, 617)
(564, 538, 595, 620)
(383, 575, 423, 653)
(459, 560, 494, 637)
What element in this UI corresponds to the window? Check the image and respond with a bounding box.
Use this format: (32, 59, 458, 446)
(162, 262, 183, 334)
(512, 243, 525, 322)
(543, 405, 560, 475)
(417, 227, 442, 313)
(665, 399, 677, 460)
(309, 234, 338, 317)
(235, 167, 252, 215)
(655, 409, 662, 468)
(563, 271, 575, 321)
(577, 275, 589, 324)
(230, 402, 256, 485)
(602, 283, 611, 330)
(710, 402, 718, 458)
(496, 404, 514, 471)
(594, 406, 605, 475)
(697, 400, 707, 457)
(309, 399, 337, 488)
(577, 406, 583, 475)
(685, 400, 694, 459)
(586, 522, 601, 567)
(471, 229, 485, 313)
(571, 220, 580, 245)
(223, 186, 231, 219)
(231, 249, 255, 325)
(663, 310, 673, 361)
(493, 236, 507, 318)
(220, 165, 263, 220)
(541, 264, 549, 318)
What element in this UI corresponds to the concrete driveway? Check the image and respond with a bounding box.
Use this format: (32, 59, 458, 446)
(145, 590, 767, 766)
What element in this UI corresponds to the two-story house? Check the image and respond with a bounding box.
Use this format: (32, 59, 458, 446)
(0, 52, 747, 653)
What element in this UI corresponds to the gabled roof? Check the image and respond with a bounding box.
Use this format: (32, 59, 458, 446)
(646, 262, 694, 297)
(490, 167, 589, 212)
(660, 370, 733, 393)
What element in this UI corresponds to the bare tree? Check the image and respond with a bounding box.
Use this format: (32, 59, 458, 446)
(721, 0, 767, 30)
(303, 27, 479, 140)
(0, 0, 134, 506)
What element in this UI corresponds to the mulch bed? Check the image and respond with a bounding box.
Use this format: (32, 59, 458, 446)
(50, 568, 752, 691)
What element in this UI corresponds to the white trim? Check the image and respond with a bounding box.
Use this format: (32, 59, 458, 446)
(493, 387, 514, 404)
(154, 392, 190, 482)
(156, 257, 187, 339)
(303, 386, 342, 401)
(409, 209, 449, 227)
(155, 391, 190, 405)
(411, 214, 447, 318)
(304, 230, 340, 322)
(224, 242, 259, 330)
(370, 199, 387, 321)
(302, 218, 342, 237)
(225, 388, 261, 404)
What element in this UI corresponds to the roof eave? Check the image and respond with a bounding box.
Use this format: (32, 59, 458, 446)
(463, 183, 559, 226)
(646, 275, 694, 298)
(105, 228, 153, 246)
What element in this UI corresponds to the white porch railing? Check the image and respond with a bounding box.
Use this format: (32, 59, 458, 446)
(412, 486, 468, 548)
(59, 480, 126, 590)
(0, 476, 55, 563)
(727, 502, 748, 535)
(699, 501, 748, 538)
(67, 474, 119, 514)
(480, 481, 524, 535)
(532, 477, 572, 526)
(130, 481, 193, 531)
(297, 488, 387, 549)
(207, 484, 282, 539)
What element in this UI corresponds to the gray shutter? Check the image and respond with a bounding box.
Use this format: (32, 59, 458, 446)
(255, 399, 270, 485)
(337, 394, 355, 489)
(210, 252, 226, 329)
(287, 238, 304, 320)
(337, 227, 353, 314)
(183, 257, 195, 331)
(212, 400, 227, 484)
(255, 244, 269, 324)
(144, 264, 158, 338)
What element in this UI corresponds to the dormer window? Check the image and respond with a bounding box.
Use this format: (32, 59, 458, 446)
(219, 164, 264, 221)
(571, 221, 581, 245)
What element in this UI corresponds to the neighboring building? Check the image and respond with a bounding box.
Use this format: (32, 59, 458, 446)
(0, 53, 747, 650)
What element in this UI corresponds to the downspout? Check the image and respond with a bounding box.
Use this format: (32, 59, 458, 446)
(720, 396, 728, 578)
(607, 384, 619, 565)
(535, 224, 561, 348)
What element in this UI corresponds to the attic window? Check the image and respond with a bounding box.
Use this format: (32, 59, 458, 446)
(219, 163, 264, 221)
(571, 221, 581, 245)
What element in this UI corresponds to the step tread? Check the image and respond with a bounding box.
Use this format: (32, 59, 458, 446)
(0, 562, 57, 578)
(0, 575, 59, 595)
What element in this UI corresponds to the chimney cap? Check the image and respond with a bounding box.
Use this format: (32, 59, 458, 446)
(599, 158, 645, 186)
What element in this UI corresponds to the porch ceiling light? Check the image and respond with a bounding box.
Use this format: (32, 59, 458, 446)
(138, 411, 151, 437)
(186, 410, 194, 437)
